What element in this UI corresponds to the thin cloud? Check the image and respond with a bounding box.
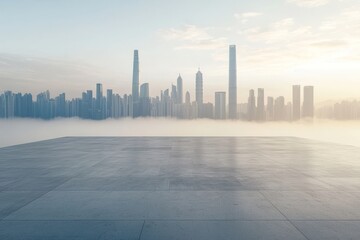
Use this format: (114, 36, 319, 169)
(286, 0, 330, 7)
(309, 40, 347, 48)
(240, 18, 313, 44)
(234, 12, 263, 24)
(236, 3, 360, 71)
(159, 25, 227, 51)
(0, 53, 108, 97)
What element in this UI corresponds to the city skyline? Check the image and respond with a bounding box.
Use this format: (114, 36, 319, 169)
(0, 0, 359, 103)
(3, 44, 358, 121)
(1, 47, 320, 121)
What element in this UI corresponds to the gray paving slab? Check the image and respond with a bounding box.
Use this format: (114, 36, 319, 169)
(3, 177, 70, 191)
(315, 177, 360, 191)
(262, 191, 360, 220)
(140, 220, 308, 240)
(5, 191, 285, 220)
(0, 220, 143, 240)
(0, 178, 18, 191)
(293, 221, 360, 240)
(168, 176, 243, 190)
(0, 191, 46, 220)
(55, 177, 170, 191)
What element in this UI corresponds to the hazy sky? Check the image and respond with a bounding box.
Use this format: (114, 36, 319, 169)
(0, 0, 359, 103)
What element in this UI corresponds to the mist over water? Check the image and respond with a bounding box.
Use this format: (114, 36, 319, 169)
(0, 118, 359, 148)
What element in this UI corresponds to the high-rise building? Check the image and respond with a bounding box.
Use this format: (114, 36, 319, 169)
(274, 96, 285, 121)
(185, 91, 191, 105)
(139, 83, 150, 117)
(228, 45, 237, 119)
(4, 91, 15, 118)
(35, 91, 50, 119)
(247, 89, 256, 121)
(286, 102, 292, 121)
(257, 88, 265, 121)
(132, 50, 140, 102)
(266, 97, 274, 121)
(177, 75, 183, 104)
(131, 50, 140, 118)
(292, 85, 301, 121)
(96, 83, 103, 110)
(171, 84, 177, 102)
(215, 92, 226, 120)
(14, 93, 22, 117)
(201, 103, 214, 119)
(140, 83, 149, 99)
(21, 93, 33, 118)
(55, 93, 66, 117)
(95, 83, 103, 119)
(196, 69, 203, 105)
(303, 86, 314, 118)
(107, 89, 113, 118)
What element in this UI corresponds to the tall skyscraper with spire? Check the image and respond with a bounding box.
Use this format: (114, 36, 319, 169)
(195, 69, 203, 105)
(229, 45, 237, 119)
(132, 50, 140, 102)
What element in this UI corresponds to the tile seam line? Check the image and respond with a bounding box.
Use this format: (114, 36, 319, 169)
(259, 190, 311, 240)
(2, 219, 360, 222)
(1, 177, 75, 220)
(1, 219, 298, 222)
(138, 220, 145, 240)
(1, 190, 50, 221)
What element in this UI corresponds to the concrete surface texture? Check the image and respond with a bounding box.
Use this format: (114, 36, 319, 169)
(0, 137, 360, 239)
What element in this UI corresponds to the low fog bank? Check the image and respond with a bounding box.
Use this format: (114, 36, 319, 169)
(1, 118, 360, 148)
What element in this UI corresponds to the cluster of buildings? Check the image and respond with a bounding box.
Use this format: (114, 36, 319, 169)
(0, 46, 316, 121)
(317, 100, 360, 120)
(239, 85, 314, 121)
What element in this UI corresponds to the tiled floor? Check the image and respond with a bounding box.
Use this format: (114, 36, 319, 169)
(1, 137, 360, 239)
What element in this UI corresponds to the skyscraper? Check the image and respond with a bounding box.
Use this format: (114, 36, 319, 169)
(171, 84, 177, 102)
(140, 83, 150, 117)
(303, 86, 314, 118)
(185, 91, 191, 105)
(107, 89, 113, 118)
(96, 83, 103, 111)
(132, 50, 140, 102)
(195, 69, 203, 105)
(177, 74, 183, 104)
(140, 83, 149, 99)
(274, 96, 285, 121)
(4, 91, 14, 118)
(131, 50, 140, 117)
(247, 89, 256, 121)
(229, 45, 237, 119)
(215, 92, 226, 120)
(55, 93, 66, 117)
(292, 85, 301, 121)
(267, 97, 274, 121)
(257, 88, 265, 121)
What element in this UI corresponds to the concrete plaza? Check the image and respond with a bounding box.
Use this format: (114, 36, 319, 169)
(1, 137, 360, 239)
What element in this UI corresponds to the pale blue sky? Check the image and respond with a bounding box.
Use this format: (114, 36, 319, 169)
(0, 0, 359, 103)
